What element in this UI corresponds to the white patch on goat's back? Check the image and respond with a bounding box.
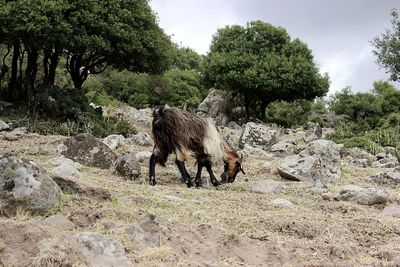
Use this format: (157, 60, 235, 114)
(203, 119, 228, 164)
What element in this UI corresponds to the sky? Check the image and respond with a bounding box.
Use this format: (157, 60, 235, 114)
(149, 0, 400, 95)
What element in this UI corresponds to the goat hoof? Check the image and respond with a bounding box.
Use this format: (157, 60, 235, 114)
(149, 177, 157, 186)
(195, 183, 203, 188)
(186, 181, 193, 188)
(212, 180, 221, 187)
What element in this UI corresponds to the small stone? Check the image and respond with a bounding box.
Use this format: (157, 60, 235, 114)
(0, 120, 10, 131)
(163, 195, 184, 202)
(251, 180, 284, 194)
(382, 205, 400, 218)
(270, 198, 295, 208)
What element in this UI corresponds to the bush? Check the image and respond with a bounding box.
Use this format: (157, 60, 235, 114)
(30, 86, 136, 137)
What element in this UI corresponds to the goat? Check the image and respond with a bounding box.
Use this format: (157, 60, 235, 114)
(149, 105, 245, 187)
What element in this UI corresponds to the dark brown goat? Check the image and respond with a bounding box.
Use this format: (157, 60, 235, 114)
(149, 106, 245, 187)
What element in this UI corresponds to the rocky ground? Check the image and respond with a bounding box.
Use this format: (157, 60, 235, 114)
(1, 106, 400, 266)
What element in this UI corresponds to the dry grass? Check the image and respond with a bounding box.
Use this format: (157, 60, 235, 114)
(2, 134, 400, 266)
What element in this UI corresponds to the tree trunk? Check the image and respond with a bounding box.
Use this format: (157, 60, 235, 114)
(260, 99, 269, 120)
(7, 42, 20, 102)
(25, 48, 38, 107)
(244, 94, 250, 120)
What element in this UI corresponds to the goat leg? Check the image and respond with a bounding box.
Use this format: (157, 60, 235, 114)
(204, 162, 221, 187)
(195, 162, 203, 188)
(149, 154, 158, 186)
(175, 160, 193, 188)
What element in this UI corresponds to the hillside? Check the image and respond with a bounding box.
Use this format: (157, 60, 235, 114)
(1, 108, 400, 267)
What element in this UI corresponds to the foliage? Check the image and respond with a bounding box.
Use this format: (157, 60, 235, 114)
(372, 9, 400, 81)
(172, 45, 203, 72)
(204, 20, 329, 118)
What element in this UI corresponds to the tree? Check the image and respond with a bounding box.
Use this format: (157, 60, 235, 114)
(171, 45, 203, 72)
(204, 20, 329, 119)
(0, 0, 173, 107)
(372, 9, 400, 81)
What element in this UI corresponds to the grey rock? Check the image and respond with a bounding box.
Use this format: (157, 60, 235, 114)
(132, 132, 153, 146)
(341, 147, 375, 168)
(303, 122, 322, 142)
(135, 151, 152, 163)
(164, 195, 185, 202)
(102, 134, 125, 150)
(0, 155, 62, 213)
(239, 122, 277, 153)
(69, 232, 131, 267)
(372, 153, 399, 168)
(278, 140, 342, 184)
(197, 89, 231, 125)
(270, 140, 298, 157)
(127, 212, 162, 251)
(61, 133, 117, 169)
(0, 120, 10, 131)
(251, 180, 284, 194)
(310, 180, 328, 195)
(115, 153, 141, 180)
(4, 132, 19, 141)
(270, 198, 295, 209)
(334, 185, 389, 205)
(366, 167, 400, 187)
(382, 205, 400, 218)
(51, 161, 81, 178)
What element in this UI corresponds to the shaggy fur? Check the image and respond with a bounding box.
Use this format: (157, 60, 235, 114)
(149, 106, 244, 187)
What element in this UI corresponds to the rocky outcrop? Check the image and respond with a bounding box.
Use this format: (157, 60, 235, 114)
(303, 122, 322, 143)
(60, 133, 117, 169)
(132, 131, 153, 146)
(341, 147, 375, 168)
(0, 155, 62, 213)
(278, 140, 342, 184)
(372, 153, 399, 168)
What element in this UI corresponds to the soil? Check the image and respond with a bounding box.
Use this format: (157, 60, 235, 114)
(1, 132, 400, 266)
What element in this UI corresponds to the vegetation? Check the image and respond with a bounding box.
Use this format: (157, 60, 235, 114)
(372, 9, 400, 81)
(204, 20, 330, 119)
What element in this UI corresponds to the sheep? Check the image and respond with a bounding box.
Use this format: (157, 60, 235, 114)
(149, 105, 245, 187)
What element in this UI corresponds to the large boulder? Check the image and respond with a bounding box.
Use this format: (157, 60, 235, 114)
(104, 105, 152, 129)
(115, 153, 141, 180)
(303, 122, 322, 143)
(334, 185, 389, 205)
(277, 140, 342, 184)
(60, 133, 117, 169)
(0, 155, 62, 213)
(197, 90, 231, 125)
(239, 122, 277, 153)
(132, 132, 153, 146)
(270, 140, 299, 157)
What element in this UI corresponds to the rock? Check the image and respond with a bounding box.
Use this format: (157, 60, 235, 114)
(217, 125, 242, 149)
(270, 198, 295, 208)
(259, 162, 273, 173)
(4, 132, 19, 141)
(0, 155, 62, 213)
(241, 144, 270, 157)
(127, 212, 162, 251)
(136, 151, 152, 163)
(47, 155, 82, 169)
(341, 147, 375, 168)
(334, 185, 389, 205)
(132, 132, 153, 146)
(102, 134, 125, 150)
(61, 133, 117, 169)
(382, 205, 400, 218)
(51, 174, 111, 199)
(277, 140, 342, 184)
(239, 122, 277, 153)
(197, 89, 231, 125)
(321, 192, 334, 201)
(270, 140, 298, 157)
(103, 220, 118, 229)
(250, 180, 284, 194)
(372, 153, 399, 168)
(69, 211, 101, 227)
(366, 167, 400, 187)
(164, 194, 185, 202)
(51, 161, 81, 178)
(39, 215, 75, 231)
(11, 127, 27, 135)
(105, 105, 152, 128)
(303, 122, 322, 142)
(115, 153, 141, 180)
(310, 180, 328, 195)
(68, 232, 131, 267)
(0, 120, 10, 131)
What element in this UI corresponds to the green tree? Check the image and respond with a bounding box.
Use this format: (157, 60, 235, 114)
(204, 20, 329, 119)
(372, 9, 400, 81)
(172, 45, 203, 71)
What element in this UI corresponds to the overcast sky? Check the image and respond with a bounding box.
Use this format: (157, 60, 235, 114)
(150, 0, 400, 95)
